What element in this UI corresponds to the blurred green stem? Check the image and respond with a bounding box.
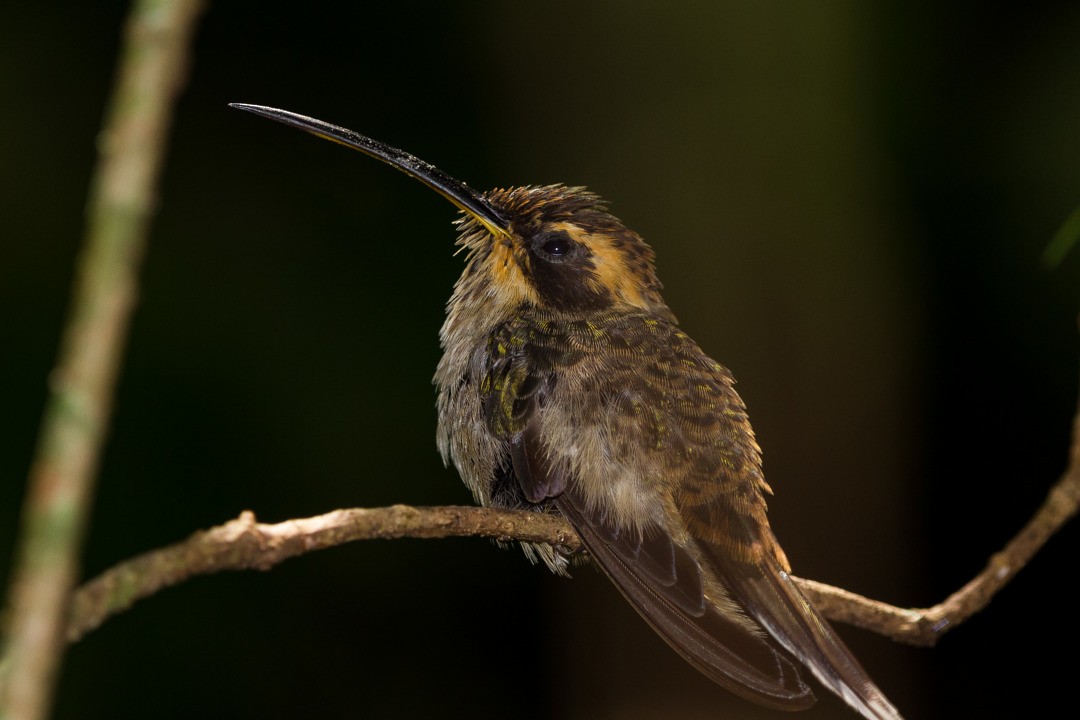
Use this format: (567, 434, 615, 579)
(0, 2, 205, 719)
(1043, 204, 1080, 269)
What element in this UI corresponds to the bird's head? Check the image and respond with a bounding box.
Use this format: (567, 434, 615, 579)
(232, 104, 673, 321)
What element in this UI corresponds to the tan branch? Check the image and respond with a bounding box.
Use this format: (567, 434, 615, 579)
(67, 390, 1080, 647)
(66, 506, 581, 642)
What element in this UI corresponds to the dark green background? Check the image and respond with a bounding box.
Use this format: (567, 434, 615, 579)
(2, 2, 1079, 718)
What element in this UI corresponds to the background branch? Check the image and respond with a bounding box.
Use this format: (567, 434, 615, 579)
(0, 3, 205, 719)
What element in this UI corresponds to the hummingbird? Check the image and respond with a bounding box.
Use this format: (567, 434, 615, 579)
(232, 103, 902, 720)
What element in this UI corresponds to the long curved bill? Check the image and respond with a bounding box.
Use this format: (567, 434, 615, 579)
(230, 103, 511, 240)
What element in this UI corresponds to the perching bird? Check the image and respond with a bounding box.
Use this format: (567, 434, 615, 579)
(233, 103, 902, 720)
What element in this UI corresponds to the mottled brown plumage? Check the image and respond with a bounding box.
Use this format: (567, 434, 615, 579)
(233, 104, 903, 720)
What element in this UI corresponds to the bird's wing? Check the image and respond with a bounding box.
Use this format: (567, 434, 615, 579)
(678, 489, 903, 720)
(553, 484, 816, 710)
(482, 320, 814, 709)
(511, 419, 814, 708)
(662, 333, 904, 720)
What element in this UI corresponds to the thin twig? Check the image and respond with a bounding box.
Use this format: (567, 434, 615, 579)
(801, 356, 1080, 644)
(0, 2, 205, 719)
(65, 384, 1080, 647)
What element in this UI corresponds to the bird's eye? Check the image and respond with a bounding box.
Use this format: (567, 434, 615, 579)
(543, 236, 569, 256)
(534, 230, 575, 261)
